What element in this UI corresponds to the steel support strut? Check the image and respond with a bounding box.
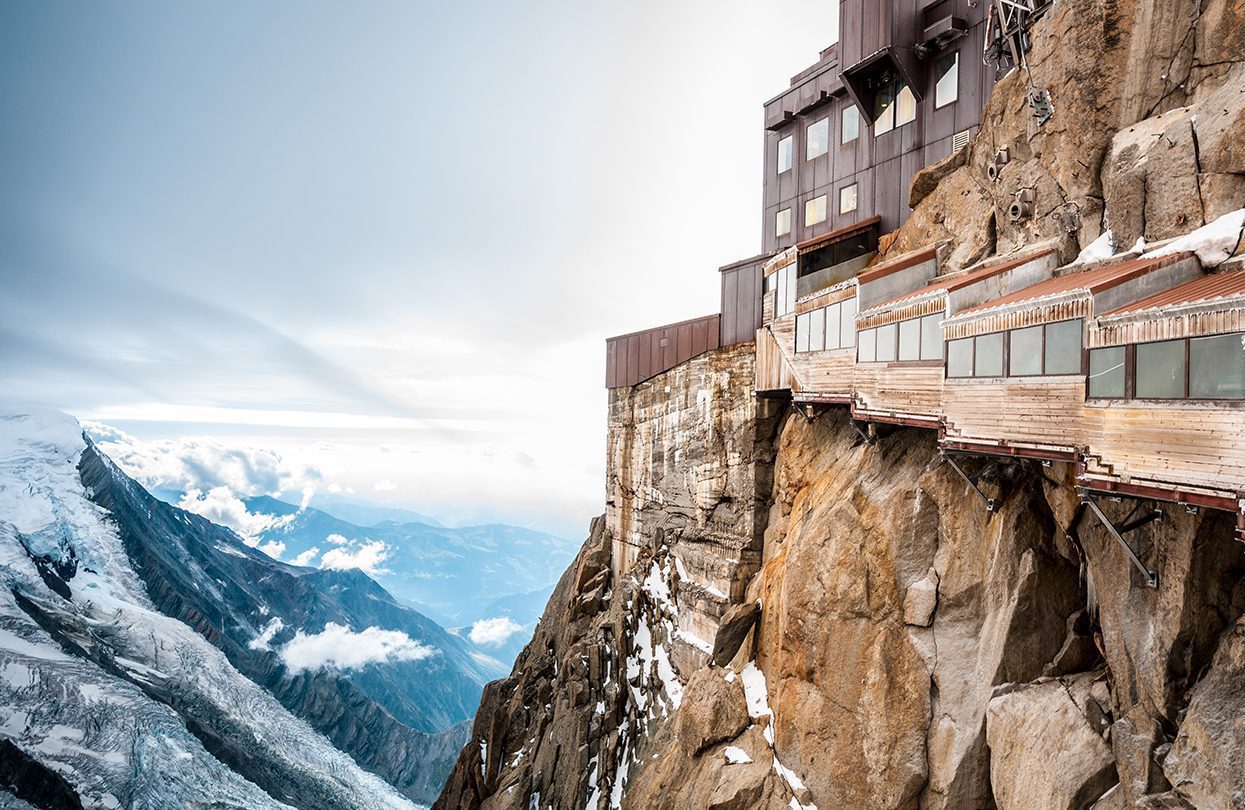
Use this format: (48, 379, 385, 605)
(1083, 497, 1161, 588)
(943, 455, 999, 512)
(850, 419, 876, 445)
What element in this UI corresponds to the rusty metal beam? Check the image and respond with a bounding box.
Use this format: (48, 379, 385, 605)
(943, 454, 999, 512)
(1082, 496, 1160, 589)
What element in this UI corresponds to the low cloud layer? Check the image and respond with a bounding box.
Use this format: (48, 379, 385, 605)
(468, 616, 526, 646)
(279, 623, 436, 672)
(320, 539, 390, 575)
(176, 486, 293, 542)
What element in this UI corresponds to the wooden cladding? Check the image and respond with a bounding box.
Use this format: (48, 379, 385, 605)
(605, 314, 720, 389)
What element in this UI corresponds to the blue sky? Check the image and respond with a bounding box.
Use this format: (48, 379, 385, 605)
(1, 1, 838, 538)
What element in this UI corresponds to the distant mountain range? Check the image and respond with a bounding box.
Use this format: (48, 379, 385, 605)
(0, 408, 516, 807)
(243, 495, 581, 636)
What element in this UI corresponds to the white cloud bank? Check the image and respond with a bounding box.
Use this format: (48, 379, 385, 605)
(320, 539, 390, 575)
(279, 623, 436, 672)
(469, 617, 525, 646)
(176, 486, 294, 542)
(290, 547, 320, 566)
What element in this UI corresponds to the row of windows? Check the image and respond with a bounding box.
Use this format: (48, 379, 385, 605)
(795, 297, 858, 353)
(775, 52, 961, 176)
(1088, 333, 1245, 400)
(858, 314, 944, 363)
(775, 184, 858, 236)
(947, 320, 1084, 378)
(770, 263, 798, 318)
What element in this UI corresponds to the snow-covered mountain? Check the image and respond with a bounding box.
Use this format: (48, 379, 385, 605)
(0, 408, 497, 807)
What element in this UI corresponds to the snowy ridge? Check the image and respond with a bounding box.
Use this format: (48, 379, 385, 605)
(0, 409, 420, 809)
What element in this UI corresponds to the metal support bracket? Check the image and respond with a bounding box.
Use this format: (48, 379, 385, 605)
(1083, 496, 1160, 588)
(943, 454, 999, 512)
(850, 419, 876, 446)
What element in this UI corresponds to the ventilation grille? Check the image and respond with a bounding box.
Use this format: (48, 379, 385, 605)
(952, 129, 972, 152)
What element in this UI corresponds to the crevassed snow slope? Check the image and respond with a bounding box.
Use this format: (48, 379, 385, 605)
(0, 408, 418, 809)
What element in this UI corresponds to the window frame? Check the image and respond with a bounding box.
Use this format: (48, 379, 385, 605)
(841, 105, 860, 144)
(839, 183, 858, 215)
(804, 194, 828, 226)
(777, 134, 793, 174)
(806, 117, 830, 161)
(775, 208, 792, 238)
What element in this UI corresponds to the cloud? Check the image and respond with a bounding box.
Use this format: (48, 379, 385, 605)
(176, 486, 292, 542)
(373, 479, 397, 492)
(290, 547, 320, 566)
(278, 623, 436, 672)
(468, 617, 526, 647)
(84, 422, 322, 502)
(320, 540, 389, 575)
(324, 533, 351, 546)
(248, 617, 285, 651)
(258, 540, 285, 559)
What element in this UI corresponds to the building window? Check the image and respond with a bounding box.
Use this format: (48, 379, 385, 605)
(947, 337, 973, 377)
(777, 135, 793, 174)
(808, 308, 826, 351)
(1008, 325, 1044, 376)
(919, 314, 943, 361)
(807, 117, 829, 160)
(839, 183, 858, 214)
(1190, 332, 1245, 398)
(898, 318, 921, 361)
(935, 52, 959, 108)
(858, 313, 943, 364)
(796, 312, 811, 353)
(774, 263, 797, 317)
(1136, 340, 1186, 398)
(874, 79, 916, 136)
(1045, 319, 1083, 375)
(1088, 346, 1126, 398)
(876, 323, 898, 362)
(776, 208, 791, 237)
(975, 332, 1005, 377)
(858, 327, 877, 362)
(841, 105, 860, 144)
(805, 195, 827, 226)
(840, 296, 857, 348)
(795, 296, 858, 354)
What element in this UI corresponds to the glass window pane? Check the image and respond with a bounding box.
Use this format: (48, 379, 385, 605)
(777, 135, 793, 173)
(1136, 340, 1186, 398)
(804, 195, 827, 226)
(840, 296, 856, 348)
(935, 52, 959, 108)
(841, 105, 859, 143)
(920, 314, 943, 361)
(796, 313, 810, 353)
(877, 323, 898, 362)
(898, 318, 921, 361)
(839, 183, 858, 214)
(874, 84, 895, 135)
(775, 208, 791, 237)
(1009, 325, 1043, 376)
(1088, 347, 1126, 398)
(948, 338, 973, 377)
(776, 266, 788, 317)
(807, 118, 829, 160)
(975, 332, 1004, 377)
(896, 82, 916, 126)
(809, 308, 826, 352)
(1190, 332, 1245, 399)
(858, 327, 877, 362)
(825, 304, 841, 350)
(1045, 319, 1083, 375)
(784, 266, 797, 315)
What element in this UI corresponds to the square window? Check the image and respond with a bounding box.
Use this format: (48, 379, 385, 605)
(920, 313, 943, 361)
(935, 52, 959, 108)
(1044, 319, 1083, 375)
(1088, 347, 1126, 398)
(895, 81, 916, 126)
(804, 195, 827, 226)
(841, 105, 860, 144)
(1136, 340, 1186, 398)
(1009, 325, 1043, 376)
(947, 338, 973, 377)
(777, 135, 793, 174)
(858, 327, 877, 362)
(877, 323, 898, 362)
(807, 118, 829, 160)
(809, 308, 826, 352)
(974, 332, 1004, 377)
(898, 318, 921, 361)
(1190, 332, 1245, 398)
(840, 296, 857, 348)
(839, 183, 858, 214)
(776, 208, 791, 237)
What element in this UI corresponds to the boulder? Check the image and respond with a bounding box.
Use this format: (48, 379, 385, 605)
(673, 669, 750, 755)
(711, 602, 760, 667)
(985, 673, 1117, 810)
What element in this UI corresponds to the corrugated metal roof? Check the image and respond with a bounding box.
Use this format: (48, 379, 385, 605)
(957, 253, 1187, 317)
(1103, 270, 1245, 315)
(868, 246, 1057, 310)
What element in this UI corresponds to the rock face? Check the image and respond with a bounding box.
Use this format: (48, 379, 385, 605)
(437, 2, 1245, 808)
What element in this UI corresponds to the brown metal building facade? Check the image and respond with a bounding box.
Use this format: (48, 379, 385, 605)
(762, 0, 996, 254)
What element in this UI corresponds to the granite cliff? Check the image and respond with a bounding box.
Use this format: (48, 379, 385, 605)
(436, 1, 1245, 807)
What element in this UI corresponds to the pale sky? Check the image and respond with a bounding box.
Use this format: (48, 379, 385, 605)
(1, 1, 839, 539)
